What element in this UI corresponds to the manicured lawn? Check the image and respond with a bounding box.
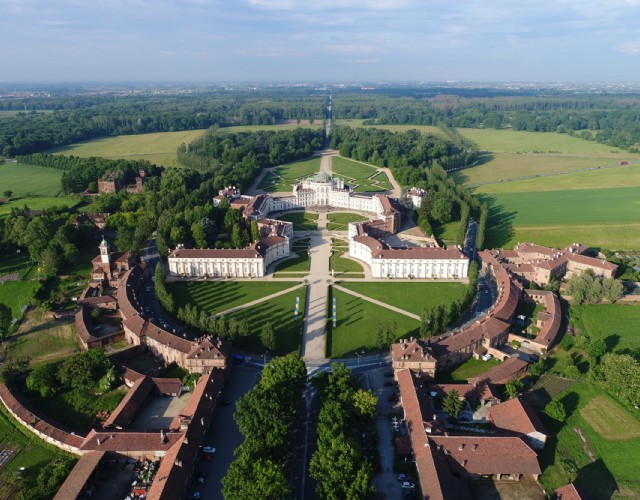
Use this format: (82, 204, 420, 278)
(327, 288, 419, 358)
(8, 309, 79, 364)
(434, 220, 459, 244)
(257, 157, 321, 192)
(435, 357, 501, 383)
(572, 304, 640, 356)
(536, 381, 640, 498)
(0, 196, 80, 216)
(339, 282, 468, 316)
(274, 252, 310, 272)
(334, 119, 443, 136)
(275, 211, 318, 231)
(326, 212, 368, 231)
(227, 288, 306, 355)
(331, 156, 392, 191)
(158, 364, 189, 380)
(329, 251, 364, 274)
(0, 402, 75, 499)
(0, 281, 41, 319)
(0, 163, 63, 198)
(482, 186, 640, 250)
(168, 280, 296, 316)
(49, 129, 207, 168)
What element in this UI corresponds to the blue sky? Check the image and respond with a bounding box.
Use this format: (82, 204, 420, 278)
(2, 0, 640, 83)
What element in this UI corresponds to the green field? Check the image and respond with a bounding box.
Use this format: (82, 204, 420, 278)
(219, 121, 322, 133)
(168, 280, 296, 316)
(436, 357, 501, 383)
(227, 288, 306, 355)
(331, 156, 393, 192)
(339, 282, 468, 316)
(0, 196, 80, 217)
(327, 288, 420, 358)
(274, 211, 318, 231)
(0, 252, 32, 279)
(274, 252, 310, 273)
(0, 163, 63, 198)
(329, 251, 364, 274)
(482, 186, 640, 250)
(0, 281, 41, 319)
(49, 129, 207, 167)
(257, 157, 321, 192)
(572, 304, 640, 357)
(326, 212, 368, 231)
(536, 381, 640, 498)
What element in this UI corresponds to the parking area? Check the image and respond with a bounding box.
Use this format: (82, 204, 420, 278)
(189, 363, 261, 500)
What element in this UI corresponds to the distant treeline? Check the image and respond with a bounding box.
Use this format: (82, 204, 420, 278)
(178, 127, 325, 182)
(0, 91, 327, 157)
(16, 153, 162, 193)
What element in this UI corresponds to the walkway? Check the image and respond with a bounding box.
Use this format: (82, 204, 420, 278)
(332, 284, 420, 321)
(212, 283, 304, 317)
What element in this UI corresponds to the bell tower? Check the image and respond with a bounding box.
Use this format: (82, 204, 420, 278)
(99, 238, 110, 265)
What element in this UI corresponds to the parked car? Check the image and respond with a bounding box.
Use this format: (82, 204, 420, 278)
(482, 353, 493, 362)
(188, 492, 201, 499)
(397, 473, 411, 481)
(195, 475, 205, 485)
(221, 399, 231, 406)
(202, 446, 216, 454)
(387, 393, 398, 402)
(401, 481, 415, 489)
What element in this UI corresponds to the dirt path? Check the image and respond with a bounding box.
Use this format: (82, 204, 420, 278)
(574, 427, 596, 462)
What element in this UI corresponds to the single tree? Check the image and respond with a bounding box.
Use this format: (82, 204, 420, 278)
(442, 389, 464, 417)
(375, 321, 385, 349)
(353, 388, 377, 419)
(3, 190, 13, 200)
(505, 379, 523, 399)
(0, 303, 12, 340)
(587, 337, 607, 362)
(260, 322, 276, 351)
(545, 400, 566, 422)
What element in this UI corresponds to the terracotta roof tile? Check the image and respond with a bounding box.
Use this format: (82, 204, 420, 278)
(488, 397, 547, 437)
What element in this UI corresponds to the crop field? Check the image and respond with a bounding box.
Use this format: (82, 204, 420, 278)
(0, 163, 63, 198)
(334, 119, 443, 136)
(257, 157, 322, 192)
(573, 304, 640, 356)
(0, 196, 80, 217)
(168, 280, 295, 316)
(537, 381, 640, 498)
(327, 288, 419, 358)
(50, 129, 207, 167)
(482, 186, 640, 250)
(525, 374, 576, 409)
(331, 156, 393, 192)
(580, 396, 640, 440)
(339, 282, 468, 316)
(227, 288, 306, 355)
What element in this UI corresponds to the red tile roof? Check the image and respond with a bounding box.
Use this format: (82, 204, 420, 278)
(168, 247, 261, 259)
(103, 376, 155, 428)
(467, 357, 529, 386)
(488, 397, 547, 437)
(429, 435, 541, 476)
(80, 429, 182, 452)
(53, 451, 105, 500)
(555, 483, 592, 500)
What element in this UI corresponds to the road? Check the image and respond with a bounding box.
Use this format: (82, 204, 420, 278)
(463, 218, 478, 261)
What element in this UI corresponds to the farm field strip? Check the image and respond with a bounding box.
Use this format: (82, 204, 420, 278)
(580, 396, 640, 440)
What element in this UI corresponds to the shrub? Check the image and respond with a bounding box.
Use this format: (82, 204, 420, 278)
(545, 400, 567, 422)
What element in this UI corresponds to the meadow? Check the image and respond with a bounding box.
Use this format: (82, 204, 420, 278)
(535, 381, 640, 498)
(0, 281, 41, 319)
(334, 119, 443, 136)
(339, 281, 468, 316)
(49, 129, 207, 167)
(168, 280, 296, 316)
(0, 163, 63, 198)
(572, 304, 640, 357)
(482, 186, 640, 250)
(331, 156, 393, 192)
(257, 157, 322, 192)
(327, 287, 419, 358)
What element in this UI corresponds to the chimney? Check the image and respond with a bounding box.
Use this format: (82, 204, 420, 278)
(174, 460, 182, 467)
(96, 438, 101, 446)
(472, 444, 478, 451)
(459, 444, 465, 451)
(160, 429, 167, 444)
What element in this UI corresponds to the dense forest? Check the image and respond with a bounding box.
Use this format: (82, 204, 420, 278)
(0, 90, 327, 157)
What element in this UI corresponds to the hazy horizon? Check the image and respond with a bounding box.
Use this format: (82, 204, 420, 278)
(2, 0, 640, 83)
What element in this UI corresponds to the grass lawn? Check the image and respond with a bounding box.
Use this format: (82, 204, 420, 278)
(329, 251, 364, 274)
(482, 186, 640, 251)
(339, 282, 468, 316)
(0, 252, 32, 279)
(228, 288, 306, 355)
(0, 163, 63, 198)
(8, 309, 79, 364)
(49, 129, 207, 168)
(219, 122, 323, 133)
(158, 364, 189, 380)
(434, 220, 460, 244)
(168, 280, 296, 316)
(536, 381, 640, 498)
(274, 253, 310, 273)
(275, 211, 318, 231)
(0, 402, 75, 499)
(331, 156, 392, 191)
(0, 196, 80, 217)
(327, 288, 419, 358)
(0, 281, 41, 319)
(257, 157, 321, 192)
(326, 212, 368, 231)
(435, 357, 501, 383)
(572, 304, 640, 357)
